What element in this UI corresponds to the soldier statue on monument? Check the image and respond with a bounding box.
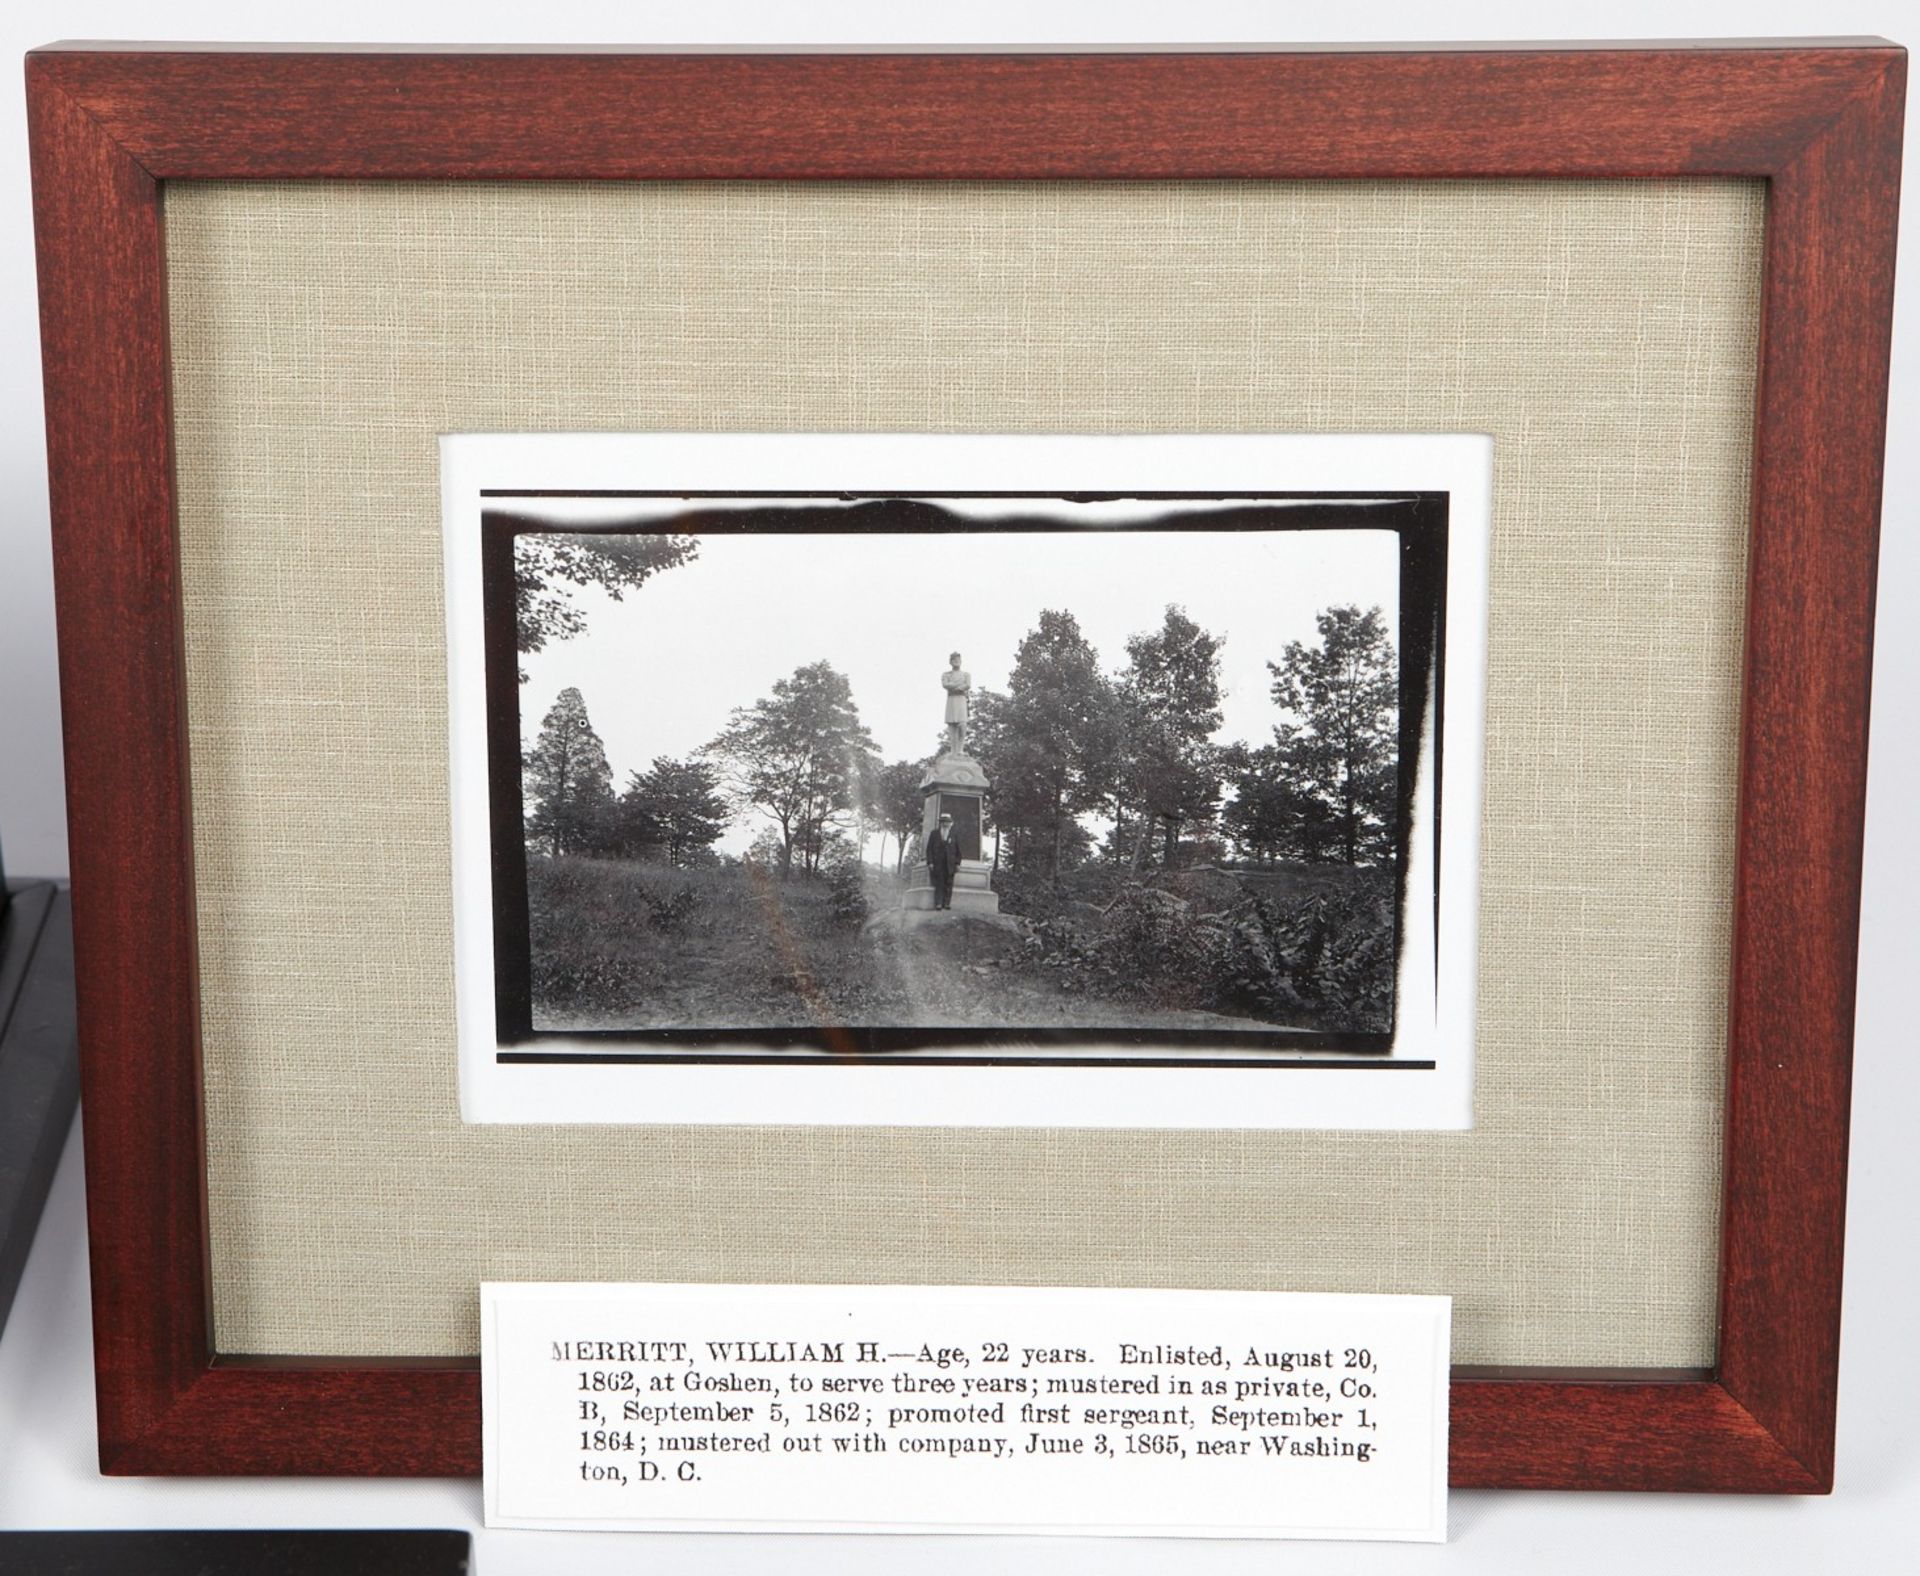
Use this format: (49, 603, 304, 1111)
(940, 650, 970, 754)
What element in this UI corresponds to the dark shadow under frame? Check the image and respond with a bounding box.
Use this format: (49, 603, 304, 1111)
(24, 41, 1904, 1488)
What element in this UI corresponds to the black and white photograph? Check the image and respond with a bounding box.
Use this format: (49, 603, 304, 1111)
(506, 506, 1415, 1041)
(444, 434, 1487, 1127)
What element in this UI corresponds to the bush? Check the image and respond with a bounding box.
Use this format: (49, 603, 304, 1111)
(525, 854, 711, 1012)
(1011, 887, 1222, 1013)
(1211, 885, 1395, 1032)
(1293, 884, 1396, 1031)
(1007, 869, 1396, 1032)
(640, 882, 699, 932)
(1015, 913, 1108, 992)
(529, 941, 649, 1013)
(997, 858, 1139, 921)
(994, 864, 1065, 920)
(526, 858, 652, 1011)
(1097, 887, 1222, 1012)
(826, 858, 870, 929)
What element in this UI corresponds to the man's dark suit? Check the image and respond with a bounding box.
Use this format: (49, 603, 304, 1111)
(925, 826, 964, 910)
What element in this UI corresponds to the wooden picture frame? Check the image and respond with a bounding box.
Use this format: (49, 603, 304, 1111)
(25, 41, 1902, 1488)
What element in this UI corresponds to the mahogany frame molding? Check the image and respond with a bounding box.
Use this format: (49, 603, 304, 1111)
(26, 42, 1903, 1488)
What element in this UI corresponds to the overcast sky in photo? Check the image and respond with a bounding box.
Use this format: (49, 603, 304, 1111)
(517, 502, 1401, 855)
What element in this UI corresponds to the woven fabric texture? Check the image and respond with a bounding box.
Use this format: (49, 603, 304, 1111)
(164, 180, 1761, 1363)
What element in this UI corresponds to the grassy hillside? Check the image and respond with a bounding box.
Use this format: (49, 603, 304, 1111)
(526, 853, 1395, 1037)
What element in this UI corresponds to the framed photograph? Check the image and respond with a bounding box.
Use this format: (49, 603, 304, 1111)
(26, 41, 1901, 1487)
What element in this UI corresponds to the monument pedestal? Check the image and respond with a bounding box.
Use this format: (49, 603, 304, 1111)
(904, 859, 999, 914)
(904, 748, 1000, 914)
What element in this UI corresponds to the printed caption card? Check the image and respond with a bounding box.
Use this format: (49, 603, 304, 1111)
(483, 1283, 1451, 1541)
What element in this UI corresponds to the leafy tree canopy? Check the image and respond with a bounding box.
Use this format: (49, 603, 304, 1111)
(981, 610, 1123, 881)
(1221, 740, 1340, 865)
(875, 759, 929, 871)
(513, 529, 699, 656)
(708, 660, 879, 878)
(1118, 605, 1227, 866)
(621, 755, 731, 867)
(1266, 604, 1399, 866)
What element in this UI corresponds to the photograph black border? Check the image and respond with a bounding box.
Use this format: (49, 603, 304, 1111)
(479, 490, 1450, 1068)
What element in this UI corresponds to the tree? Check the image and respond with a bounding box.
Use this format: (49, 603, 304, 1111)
(707, 661, 879, 879)
(974, 611, 1121, 885)
(622, 756, 730, 866)
(1221, 741, 1338, 865)
(524, 686, 616, 857)
(611, 789, 665, 860)
(512, 528, 699, 657)
(1117, 606, 1226, 869)
(743, 826, 786, 871)
(1267, 605, 1399, 865)
(874, 759, 928, 874)
(845, 750, 885, 872)
(961, 688, 1012, 875)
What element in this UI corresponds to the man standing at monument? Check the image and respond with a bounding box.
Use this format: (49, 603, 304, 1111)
(925, 811, 963, 911)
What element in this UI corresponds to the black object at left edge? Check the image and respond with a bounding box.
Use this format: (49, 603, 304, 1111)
(0, 875, 81, 1338)
(0, 1531, 473, 1575)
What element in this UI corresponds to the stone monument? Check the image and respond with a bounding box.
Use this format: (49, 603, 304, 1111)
(904, 651, 1000, 914)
